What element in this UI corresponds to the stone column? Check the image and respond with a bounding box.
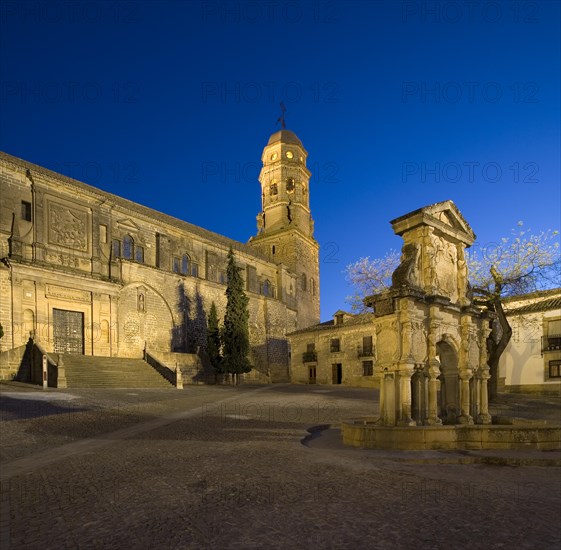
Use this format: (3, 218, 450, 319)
(382, 372, 396, 426)
(477, 368, 492, 424)
(423, 369, 430, 424)
(412, 367, 424, 424)
(398, 365, 416, 426)
(457, 370, 474, 424)
(477, 323, 492, 424)
(426, 361, 442, 425)
(374, 368, 385, 421)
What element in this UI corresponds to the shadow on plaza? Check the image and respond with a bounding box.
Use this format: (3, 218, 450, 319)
(0, 395, 90, 421)
(262, 384, 379, 401)
(125, 415, 314, 443)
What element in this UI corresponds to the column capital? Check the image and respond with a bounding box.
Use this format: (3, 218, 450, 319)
(459, 369, 473, 381)
(477, 367, 491, 380)
(427, 359, 440, 378)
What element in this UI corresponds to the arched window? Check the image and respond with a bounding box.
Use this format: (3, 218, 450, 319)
(301, 273, 307, 291)
(100, 320, 110, 343)
(310, 278, 315, 296)
(182, 254, 190, 275)
(262, 280, 271, 297)
(123, 235, 134, 260)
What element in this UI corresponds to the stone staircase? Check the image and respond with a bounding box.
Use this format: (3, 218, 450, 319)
(61, 355, 174, 388)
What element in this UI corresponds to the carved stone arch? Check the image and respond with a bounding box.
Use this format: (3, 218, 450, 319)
(117, 282, 175, 357)
(436, 337, 460, 424)
(440, 332, 461, 356)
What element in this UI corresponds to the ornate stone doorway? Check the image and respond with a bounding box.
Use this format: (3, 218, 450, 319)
(53, 308, 84, 354)
(436, 341, 460, 424)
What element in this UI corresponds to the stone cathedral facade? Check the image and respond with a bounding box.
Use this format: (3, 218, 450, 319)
(0, 129, 320, 383)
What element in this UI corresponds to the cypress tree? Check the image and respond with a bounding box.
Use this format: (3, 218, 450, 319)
(222, 248, 252, 385)
(207, 301, 222, 381)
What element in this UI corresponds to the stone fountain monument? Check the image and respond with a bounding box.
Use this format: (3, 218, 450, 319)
(341, 201, 560, 450)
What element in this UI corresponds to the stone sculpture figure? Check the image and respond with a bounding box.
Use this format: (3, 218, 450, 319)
(391, 243, 420, 289)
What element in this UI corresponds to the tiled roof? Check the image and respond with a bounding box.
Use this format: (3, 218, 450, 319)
(502, 287, 561, 302)
(287, 313, 375, 336)
(506, 296, 561, 315)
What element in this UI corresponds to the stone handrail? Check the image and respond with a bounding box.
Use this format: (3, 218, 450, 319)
(31, 339, 66, 388)
(144, 347, 182, 388)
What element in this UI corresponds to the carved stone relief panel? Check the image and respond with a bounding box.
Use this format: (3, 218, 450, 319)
(376, 324, 400, 363)
(46, 197, 90, 253)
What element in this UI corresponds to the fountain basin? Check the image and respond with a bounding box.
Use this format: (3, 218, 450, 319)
(341, 419, 561, 451)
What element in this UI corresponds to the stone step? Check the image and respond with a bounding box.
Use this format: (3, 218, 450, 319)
(59, 354, 173, 389)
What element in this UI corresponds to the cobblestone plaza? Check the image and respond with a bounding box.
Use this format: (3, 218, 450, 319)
(1, 383, 560, 549)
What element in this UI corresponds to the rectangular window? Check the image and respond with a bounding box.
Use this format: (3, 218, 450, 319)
(546, 320, 561, 350)
(191, 263, 199, 277)
(548, 319, 561, 335)
(111, 239, 121, 259)
(21, 201, 32, 221)
(246, 265, 258, 292)
(330, 338, 340, 353)
(362, 336, 373, 355)
(135, 246, 144, 263)
(219, 271, 226, 285)
(307, 343, 315, 353)
(173, 257, 180, 273)
(99, 224, 107, 244)
(549, 360, 561, 379)
(362, 361, 374, 376)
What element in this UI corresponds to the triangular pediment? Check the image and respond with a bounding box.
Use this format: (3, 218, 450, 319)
(424, 201, 473, 235)
(391, 200, 475, 245)
(116, 218, 140, 231)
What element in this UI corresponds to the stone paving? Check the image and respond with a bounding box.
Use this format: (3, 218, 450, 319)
(0, 381, 560, 549)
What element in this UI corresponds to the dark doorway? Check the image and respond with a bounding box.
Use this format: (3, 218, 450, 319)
(53, 309, 84, 354)
(332, 363, 342, 385)
(308, 366, 316, 384)
(436, 340, 459, 424)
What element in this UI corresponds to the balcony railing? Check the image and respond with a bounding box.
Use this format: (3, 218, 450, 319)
(542, 335, 561, 353)
(358, 348, 375, 358)
(303, 351, 317, 362)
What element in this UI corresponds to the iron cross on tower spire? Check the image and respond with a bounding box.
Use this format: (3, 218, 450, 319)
(276, 101, 287, 129)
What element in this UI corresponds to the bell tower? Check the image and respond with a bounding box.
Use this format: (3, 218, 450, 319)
(249, 128, 320, 328)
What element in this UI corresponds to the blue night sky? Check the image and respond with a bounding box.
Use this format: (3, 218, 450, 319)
(1, 0, 559, 320)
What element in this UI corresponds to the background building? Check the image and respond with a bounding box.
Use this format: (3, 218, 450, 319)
(288, 311, 377, 387)
(499, 288, 561, 394)
(0, 129, 320, 385)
